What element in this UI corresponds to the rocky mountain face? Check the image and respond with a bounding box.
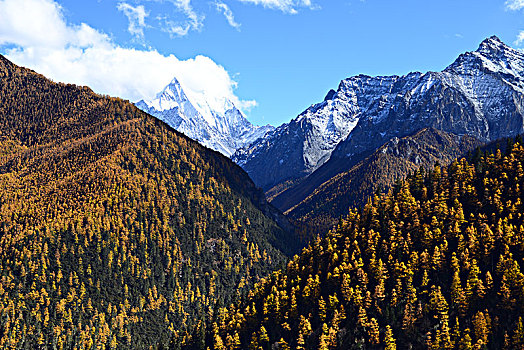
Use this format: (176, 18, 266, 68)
(242, 36, 524, 213)
(233, 88, 360, 192)
(329, 35, 524, 163)
(136, 77, 273, 157)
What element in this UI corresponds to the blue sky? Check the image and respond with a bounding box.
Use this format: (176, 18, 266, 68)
(1, 0, 524, 126)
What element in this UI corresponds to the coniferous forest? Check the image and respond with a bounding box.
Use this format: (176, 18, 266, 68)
(205, 141, 524, 349)
(0, 55, 298, 349)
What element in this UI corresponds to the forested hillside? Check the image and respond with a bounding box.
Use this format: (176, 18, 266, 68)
(288, 128, 483, 236)
(0, 55, 296, 349)
(208, 139, 524, 349)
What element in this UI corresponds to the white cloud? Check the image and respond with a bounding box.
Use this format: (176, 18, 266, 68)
(117, 2, 149, 41)
(158, 0, 204, 37)
(157, 15, 191, 37)
(0, 0, 71, 48)
(515, 30, 524, 45)
(237, 0, 315, 14)
(0, 0, 254, 113)
(215, 2, 241, 29)
(506, 1, 524, 46)
(506, 0, 524, 10)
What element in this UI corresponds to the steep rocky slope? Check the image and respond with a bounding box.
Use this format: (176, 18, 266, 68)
(270, 36, 524, 213)
(137, 77, 273, 157)
(286, 128, 483, 234)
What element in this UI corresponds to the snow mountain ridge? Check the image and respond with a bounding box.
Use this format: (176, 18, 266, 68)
(136, 77, 273, 157)
(233, 36, 524, 196)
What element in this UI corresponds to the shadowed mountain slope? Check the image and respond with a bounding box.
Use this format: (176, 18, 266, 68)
(286, 128, 483, 234)
(237, 37, 524, 220)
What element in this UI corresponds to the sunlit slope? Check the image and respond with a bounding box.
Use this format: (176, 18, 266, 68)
(0, 55, 295, 349)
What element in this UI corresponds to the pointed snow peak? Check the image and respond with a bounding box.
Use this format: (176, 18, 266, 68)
(168, 76, 182, 85)
(136, 74, 274, 157)
(161, 77, 185, 97)
(481, 35, 504, 46)
(324, 89, 336, 101)
(144, 76, 190, 112)
(445, 35, 524, 76)
(476, 35, 512, 56)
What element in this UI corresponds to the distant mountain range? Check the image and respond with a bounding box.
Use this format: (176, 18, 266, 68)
(233, 36, 524, 226)
(136, 77, 273, 156)
(136, 36, 524, 233)
(5, 32, 524, 350)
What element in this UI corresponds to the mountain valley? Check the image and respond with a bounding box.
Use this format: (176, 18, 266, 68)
(210, 139, 524, 349)
(2, 31, 524, 350)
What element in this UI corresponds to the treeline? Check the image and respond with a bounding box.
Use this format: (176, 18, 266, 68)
(288, 128, 483, 238)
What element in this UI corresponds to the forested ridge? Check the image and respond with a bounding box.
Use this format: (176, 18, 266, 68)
(288, 128, 483, 237)
(206, 138, 524, 349)
(0, 55, 297, 349)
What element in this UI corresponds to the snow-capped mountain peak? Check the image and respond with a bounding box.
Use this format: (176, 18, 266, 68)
(477, 35, 512, 56)
(446, 35, 524, 80)
(233, 36, 524, 194)
(136, 77, 273, 157)
(143, 77, 190, 112)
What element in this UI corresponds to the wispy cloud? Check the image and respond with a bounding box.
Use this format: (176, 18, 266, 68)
(117, 2, 149, 41)
(504, 1, 524, 46)
(215, 1, 241, 30)
(125, 0, 314, 37)
(506, 0, 524, 10)
(0, 0, 255, 113)
(161, 0, 204, 37)
(237, 0, 316, 14)
(515, 30, 524, 45)
(158, 15, 191, 37)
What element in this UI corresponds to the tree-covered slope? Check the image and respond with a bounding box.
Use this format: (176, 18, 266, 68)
(287, 128, 483, 236)
(209, 140, 524, 349)
(0, 55, 296, 349)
